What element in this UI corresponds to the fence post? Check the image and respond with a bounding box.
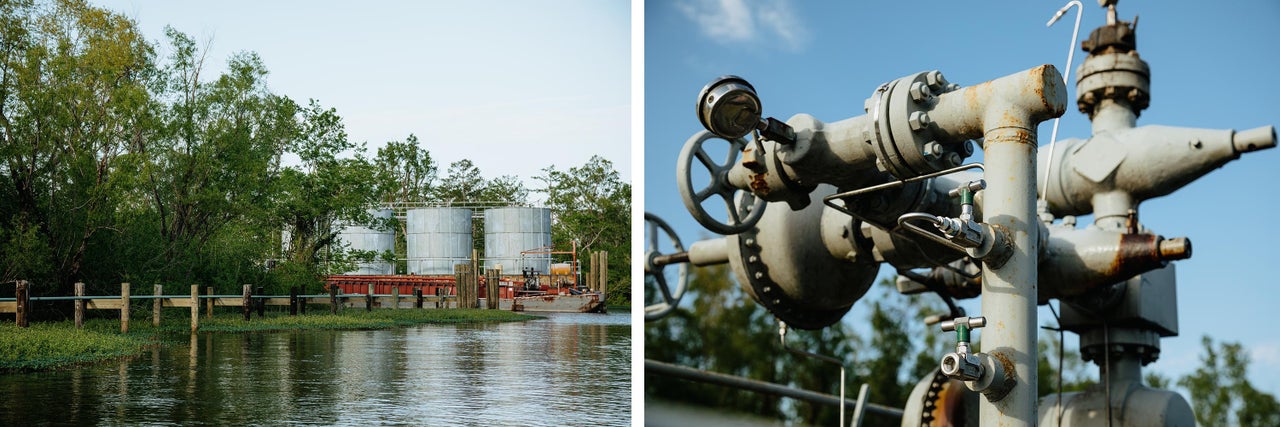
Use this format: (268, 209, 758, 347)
(366, 283, 374, 312)
(256, 286, 265, 318)
(121, 282, 131, 333)
(289, 286, 298, 316)
(74, 282, 85, 329)
(241, 285, 251, 321)
(206, 286, 214, 319)
(329, 285, 338, 314)
(392, 286, 399, 310)
(154, 284, 163, 327)
(190, 285, 199, 332)
(15, 280, 28, 328)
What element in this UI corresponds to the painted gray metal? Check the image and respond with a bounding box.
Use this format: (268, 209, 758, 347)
(1038, 124, 1275, 221)
(405, 207, 472, 275)
(483, 207, 551, 274)
(336, 209, 396, 275)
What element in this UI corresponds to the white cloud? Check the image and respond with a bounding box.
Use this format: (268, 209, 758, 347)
(677, 0, 809, 52)
(1251, 341, 1280, 366)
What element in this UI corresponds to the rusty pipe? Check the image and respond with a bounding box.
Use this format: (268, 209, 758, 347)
(921, 226, 1192, 302)
(1038, 226, 1191, 301)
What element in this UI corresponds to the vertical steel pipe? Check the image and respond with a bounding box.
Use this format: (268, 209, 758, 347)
(968, 65, 1066, 425)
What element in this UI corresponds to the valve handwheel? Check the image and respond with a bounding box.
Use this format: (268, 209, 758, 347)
(644, 213, 688, 321)
(677, 130, 767, 235)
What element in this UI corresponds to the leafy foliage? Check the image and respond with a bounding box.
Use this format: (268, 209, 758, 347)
(540, 155, 630, 305)
(1177, 336, 1280, 427)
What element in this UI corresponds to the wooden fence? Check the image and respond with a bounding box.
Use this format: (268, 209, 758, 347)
(1, 280, 459, 332)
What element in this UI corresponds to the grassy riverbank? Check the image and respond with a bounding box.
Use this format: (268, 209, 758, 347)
(0, 309, 538, 372)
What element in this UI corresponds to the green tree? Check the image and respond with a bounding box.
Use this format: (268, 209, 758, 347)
(272, 100, 379, 292)
(129, 27, 295, 286)
(0, 0, 154, 292)
(539, 155, 630, 305)
(433, 159, 485, 203)
(645, 263, 865, 425)
(1178, 336, 1280, 427)
(374, 133, 437, 206)
(482, 174, 529, 204)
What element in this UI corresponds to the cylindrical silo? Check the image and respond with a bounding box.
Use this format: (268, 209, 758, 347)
(484, 207, 552, 274)
(337, 209, 397, 275)
(406, 208, 473, 275)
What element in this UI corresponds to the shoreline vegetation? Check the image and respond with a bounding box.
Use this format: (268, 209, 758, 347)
(0, 309, 538, 372)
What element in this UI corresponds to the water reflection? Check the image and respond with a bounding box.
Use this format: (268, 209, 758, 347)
(0, 313, 630, 426)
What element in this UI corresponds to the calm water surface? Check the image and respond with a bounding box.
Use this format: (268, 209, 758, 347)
(0, 312, 630, 426)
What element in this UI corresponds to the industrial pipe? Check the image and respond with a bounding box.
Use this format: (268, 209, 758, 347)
(963, 64, 1067, 425)
(1039, 124, 1276, 221)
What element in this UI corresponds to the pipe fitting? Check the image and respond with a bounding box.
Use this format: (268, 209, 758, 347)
(1233, 125, 1277, 153)
(941, 351, 983, 381)
(965, 351, 1017, 402)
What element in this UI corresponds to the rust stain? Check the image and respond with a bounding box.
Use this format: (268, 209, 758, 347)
(1110, 233, 1162, 276)
(748, 173, 771, 196)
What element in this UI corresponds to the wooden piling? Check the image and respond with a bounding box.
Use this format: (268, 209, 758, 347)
(589, 252, 599, 292)
(289, 286, 298, 316)
(365, 283, 374, 312)
(15, 280, 28, 328)
(600, 250, 609, 295)
(256, 286, 265, 318)
(190, 285, 199, 332)
(241, 285, 251, 321)
(206, 286, 214, 319)
(391, 286, 400, 310)
(415, 288, 423, 309)
(153, 284, 163, 327)
(329, 285, 338, 314)
(121, 282, 131, 333)
(485, 269, 500, 309)
(74, 282, 85, 329)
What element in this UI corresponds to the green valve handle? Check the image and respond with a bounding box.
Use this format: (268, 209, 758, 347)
(941, 316, 986, 344)
(947, 180, 986, 205)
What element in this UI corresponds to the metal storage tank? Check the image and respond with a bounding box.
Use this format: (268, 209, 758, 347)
(406, 208, 473, 275)
(484, 207, 552, 274)
(336, 209, 397, 275)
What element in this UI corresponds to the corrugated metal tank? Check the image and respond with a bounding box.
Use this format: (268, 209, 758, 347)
(484, 207, 551, 274)
(406, 208, 472, 275)
(336, 209, 397, 275)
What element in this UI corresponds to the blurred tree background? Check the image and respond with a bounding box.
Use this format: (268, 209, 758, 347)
(644, 266, 1278, 425)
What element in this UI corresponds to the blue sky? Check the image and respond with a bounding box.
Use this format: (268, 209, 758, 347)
(94, 0, 632, 201)
(644, 0, 1280, 398)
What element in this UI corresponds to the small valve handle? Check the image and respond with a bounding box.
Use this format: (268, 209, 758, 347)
(947, 180, 987, 205)
(940, 316, 987, 344)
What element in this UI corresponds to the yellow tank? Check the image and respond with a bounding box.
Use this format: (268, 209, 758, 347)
(550, 263, 573, 276)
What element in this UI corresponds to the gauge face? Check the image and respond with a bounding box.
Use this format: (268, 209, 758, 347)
(698, 76, 760, 140)
(708, 88, 760, 139)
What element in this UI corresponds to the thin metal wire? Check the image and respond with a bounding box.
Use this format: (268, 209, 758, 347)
(1041, 1, 1084, 203)
(1104, 319, 1113, 427)
(1050, 302, 1066, 426)
(780, 321, 847, 427)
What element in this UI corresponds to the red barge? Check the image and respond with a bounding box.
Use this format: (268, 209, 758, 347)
(324, 270, 606, 313)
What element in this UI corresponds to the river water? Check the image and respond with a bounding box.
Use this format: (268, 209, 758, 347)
(0, 312, 631, 426)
